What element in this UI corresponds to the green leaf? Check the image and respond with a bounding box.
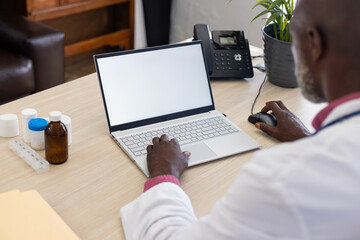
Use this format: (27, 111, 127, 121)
(252, 0, 271, 9)
(273, 23, 278, 39)
(251, 9, 274, 22)
(265, 11, 282, 26)
(269, 0, 284, 10)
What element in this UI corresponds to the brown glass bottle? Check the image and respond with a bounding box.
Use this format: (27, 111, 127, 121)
(45, 111, 68, 164)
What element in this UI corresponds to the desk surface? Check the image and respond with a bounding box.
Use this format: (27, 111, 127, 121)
(0, 46, 324, 240)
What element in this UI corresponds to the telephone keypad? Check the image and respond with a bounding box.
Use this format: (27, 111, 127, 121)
(213, 51, 252, 73)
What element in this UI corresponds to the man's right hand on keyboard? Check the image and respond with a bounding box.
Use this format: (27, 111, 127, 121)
(146, 134, 191, 179)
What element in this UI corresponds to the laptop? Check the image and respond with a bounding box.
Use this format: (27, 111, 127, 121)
(94, 41, 260, 177)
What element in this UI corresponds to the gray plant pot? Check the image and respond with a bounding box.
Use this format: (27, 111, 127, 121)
(262, 24, 297, 88)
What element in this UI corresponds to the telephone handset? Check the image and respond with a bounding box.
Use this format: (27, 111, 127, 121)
(193, 24, 254, 79)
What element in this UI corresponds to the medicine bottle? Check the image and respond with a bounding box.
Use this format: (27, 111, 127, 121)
(61, 114, 72, 145)
(21, 108, 37, 143)
(45, 111, 68, 164)
(28, 118, 48, 150)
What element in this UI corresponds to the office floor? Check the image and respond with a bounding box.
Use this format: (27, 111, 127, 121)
(65, 46, 123, 82)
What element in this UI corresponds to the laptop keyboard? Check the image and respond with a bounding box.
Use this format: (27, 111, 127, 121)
(119, 116, 240, 157)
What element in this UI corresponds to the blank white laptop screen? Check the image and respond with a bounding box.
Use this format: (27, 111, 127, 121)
(96, 43, 213, 128)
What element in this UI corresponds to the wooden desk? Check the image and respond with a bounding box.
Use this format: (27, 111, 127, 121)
(0, 46, 324, 239)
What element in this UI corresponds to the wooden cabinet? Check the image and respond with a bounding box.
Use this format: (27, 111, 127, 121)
(11, 0, 134, 56)
(27, 0, 59, 12)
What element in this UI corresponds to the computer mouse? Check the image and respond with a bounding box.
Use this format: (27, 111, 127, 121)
(248, 112, 277, 126)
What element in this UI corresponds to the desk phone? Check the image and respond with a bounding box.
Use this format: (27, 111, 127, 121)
(193, 24, 254, 79)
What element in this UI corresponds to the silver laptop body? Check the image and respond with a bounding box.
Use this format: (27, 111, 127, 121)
(94, 41, 260, 177)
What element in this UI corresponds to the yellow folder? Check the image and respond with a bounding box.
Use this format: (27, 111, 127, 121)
(0, 189, 80, 240)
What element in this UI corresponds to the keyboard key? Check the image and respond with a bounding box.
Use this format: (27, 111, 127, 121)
(127, 144, 138, 149)
(220, 130, 229, 135)
(134, 151, 142, 156)
(202, 126, 212, 131)
(203, 129, 216, 135)
(132, 146, 145, 152)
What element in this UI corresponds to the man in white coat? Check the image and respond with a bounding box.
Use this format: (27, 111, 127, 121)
(121, 0, 360, 239)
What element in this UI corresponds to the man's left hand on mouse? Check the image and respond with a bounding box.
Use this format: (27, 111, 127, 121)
(147, 134, 190, 179)
(256, 101, 311, 142)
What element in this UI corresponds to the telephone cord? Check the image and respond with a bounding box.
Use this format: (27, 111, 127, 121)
(250, 74, 267, 115)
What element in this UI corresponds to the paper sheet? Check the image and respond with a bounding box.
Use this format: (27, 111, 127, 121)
(0, 189, 80, 240)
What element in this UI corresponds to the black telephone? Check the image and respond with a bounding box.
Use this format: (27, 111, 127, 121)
(193, 24, 254, 79)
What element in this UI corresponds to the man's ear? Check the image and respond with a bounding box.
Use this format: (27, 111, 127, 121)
(306, 27, 324, 62)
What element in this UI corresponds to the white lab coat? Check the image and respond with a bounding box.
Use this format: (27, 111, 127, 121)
(120, 99, 360, 240)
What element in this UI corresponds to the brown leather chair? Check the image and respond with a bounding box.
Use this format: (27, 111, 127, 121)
(0, 13, 65, 104)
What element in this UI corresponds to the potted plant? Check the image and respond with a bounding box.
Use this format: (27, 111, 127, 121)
(252, 0, 297, 88)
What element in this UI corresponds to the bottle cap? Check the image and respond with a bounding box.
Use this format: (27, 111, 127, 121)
(49, 111, 62, 122)
(0, 114, 19, 137)
(28, 118, 48, 131)
(21, 108, 37, 118)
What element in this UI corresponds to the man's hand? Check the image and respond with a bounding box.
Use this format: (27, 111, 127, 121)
(255, 101, 311, 142)
(146, 134, 190, 179)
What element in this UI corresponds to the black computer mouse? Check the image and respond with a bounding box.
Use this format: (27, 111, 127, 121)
(248, 112, 277, 126)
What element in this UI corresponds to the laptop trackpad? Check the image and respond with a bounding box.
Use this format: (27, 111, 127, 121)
(184, 143, 217, 165)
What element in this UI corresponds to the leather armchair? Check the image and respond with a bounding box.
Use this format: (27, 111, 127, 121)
(0, 13, 65, 104)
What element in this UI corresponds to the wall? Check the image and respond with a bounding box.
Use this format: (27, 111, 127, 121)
(169, 0, 266, 48)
